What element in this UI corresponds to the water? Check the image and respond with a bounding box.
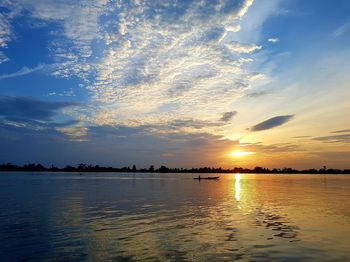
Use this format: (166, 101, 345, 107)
(0, 172, 349, 261)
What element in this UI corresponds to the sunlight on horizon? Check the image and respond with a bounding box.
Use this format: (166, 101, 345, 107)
(229, 151, 256, 158)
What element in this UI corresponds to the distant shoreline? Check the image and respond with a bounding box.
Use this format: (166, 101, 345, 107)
(1, 163, 349, 174)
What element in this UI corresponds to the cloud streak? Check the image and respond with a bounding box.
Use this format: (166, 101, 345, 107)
(332, 129, 350, 134)
(313, 134, 350, 143)
(244, 90, 270, 98)
(268, 37, 279, 43)
(0, 96, 77, 121)
(0, 51, 8, 64)
(0, 65, 44, 79)
(220, 111, 238, 122)
(251, 115, 294, 131)
(332, 22, 350, 38)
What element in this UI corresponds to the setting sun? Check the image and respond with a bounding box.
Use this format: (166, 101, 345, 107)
(228, 151, 256, 157)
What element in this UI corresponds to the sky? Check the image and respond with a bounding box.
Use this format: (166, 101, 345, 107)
(0, 0, 349, 169)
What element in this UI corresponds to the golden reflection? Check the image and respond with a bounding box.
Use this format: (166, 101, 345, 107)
(235, 173, 241, 202)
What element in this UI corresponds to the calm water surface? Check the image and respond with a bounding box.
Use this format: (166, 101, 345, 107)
(0, 172, 349, 261)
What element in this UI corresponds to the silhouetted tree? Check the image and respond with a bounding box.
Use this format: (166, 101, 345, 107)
(132, 165, 137, 172)
(158, 165, 170, 173)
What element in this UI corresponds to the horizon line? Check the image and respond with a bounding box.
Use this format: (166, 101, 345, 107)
(1, 163, 349, 174)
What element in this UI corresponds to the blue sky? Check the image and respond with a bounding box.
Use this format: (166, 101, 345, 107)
(0, 0, 349, 168)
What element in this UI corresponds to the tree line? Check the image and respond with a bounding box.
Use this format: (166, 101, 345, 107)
(0, 163, 349, 174)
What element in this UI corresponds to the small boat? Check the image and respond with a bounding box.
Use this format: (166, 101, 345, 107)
(193, 176, 220, 180)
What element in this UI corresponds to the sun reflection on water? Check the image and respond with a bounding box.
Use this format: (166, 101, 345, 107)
(235, 173, 241, 203)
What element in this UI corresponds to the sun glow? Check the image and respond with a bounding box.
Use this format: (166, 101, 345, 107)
(228, 151, 256, 157)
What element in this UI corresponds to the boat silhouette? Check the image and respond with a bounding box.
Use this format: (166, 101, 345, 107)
(194, 176, 220, 180)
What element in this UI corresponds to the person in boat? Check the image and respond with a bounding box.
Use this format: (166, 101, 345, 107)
(198, 175, 201, 180)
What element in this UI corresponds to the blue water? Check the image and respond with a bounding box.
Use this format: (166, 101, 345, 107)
(0, 172, 349, 261)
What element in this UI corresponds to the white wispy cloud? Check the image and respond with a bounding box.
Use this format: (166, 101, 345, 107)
(268, 37, 279, 43)
(0, 2, 27, 56)
(1, 0, 278, 138)
(48, 89, 75, 97)
(57, 125, 88, 141)
(225, 41, 262, 53)
(0, 12, 12, 48)
(84, 0, 267, 133)
(0, 51, 8, 64)
(332, 22, 350, 38)
(0, 0, 109, 80)
(0, 64, 44, 79)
